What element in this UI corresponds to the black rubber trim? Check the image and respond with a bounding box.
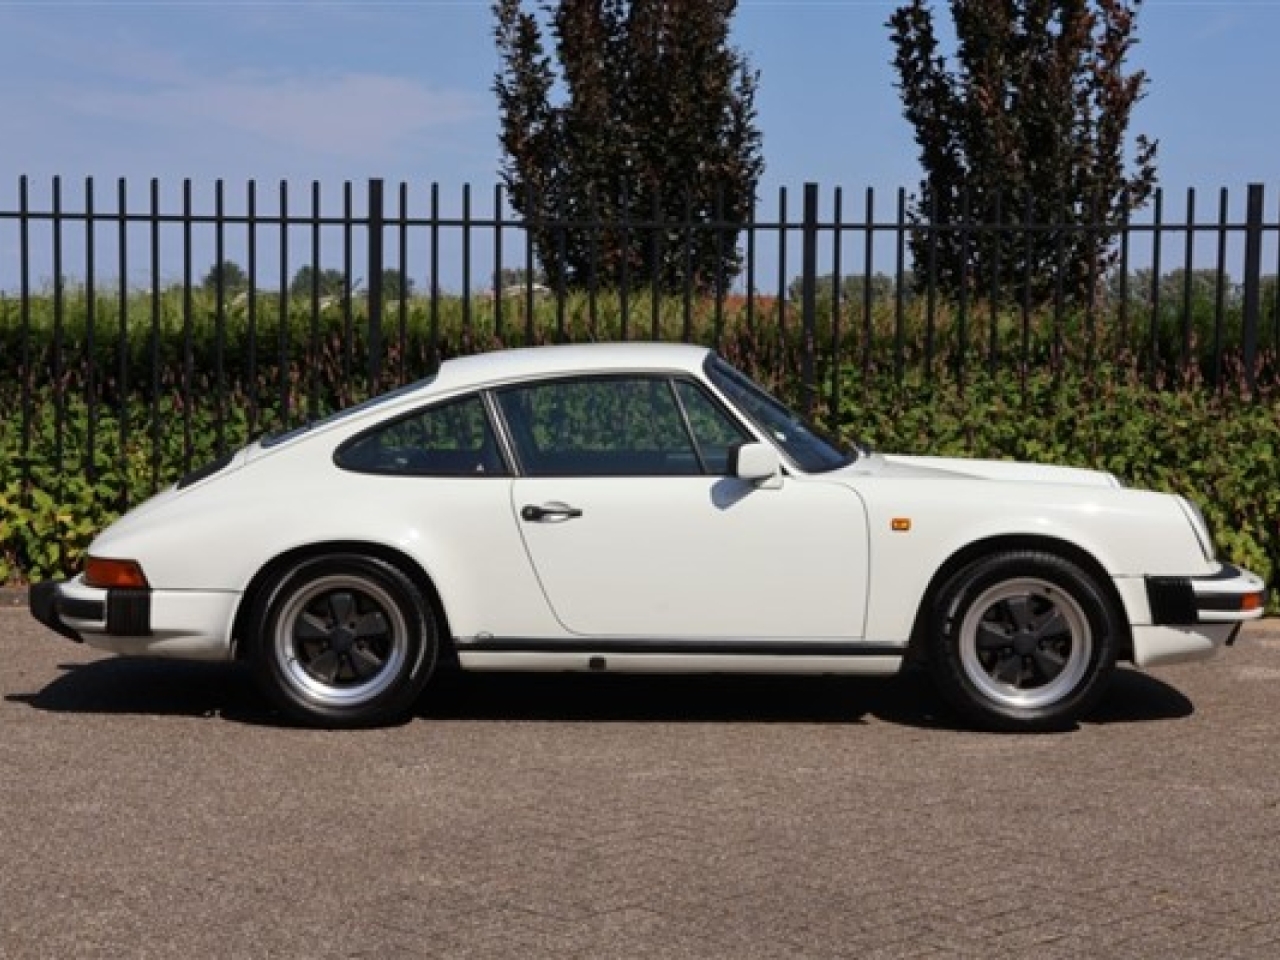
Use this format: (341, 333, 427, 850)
(106, 589, 152, 637)
(1146, 577, 1198, 624)
(28, 580, 84, 643)
(177, 452, 235, 490)
(1196, 563, 1245, 583)
(463, 638, 905, 657)
(1197, 594, 1256, 613)
(60, 596, 105, 621)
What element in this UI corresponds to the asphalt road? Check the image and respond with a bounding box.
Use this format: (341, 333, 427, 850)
(2, 604, 1279, 959)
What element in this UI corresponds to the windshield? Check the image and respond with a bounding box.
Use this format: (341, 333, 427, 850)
(706, 357, 853, 473)
(260, 376, 437, 448)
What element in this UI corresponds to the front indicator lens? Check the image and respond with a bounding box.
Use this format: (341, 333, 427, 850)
(1241, 592, 1265, 613)
(85, 557, 150, 589)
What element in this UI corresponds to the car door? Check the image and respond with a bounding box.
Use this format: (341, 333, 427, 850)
(495, 375, 869, 640)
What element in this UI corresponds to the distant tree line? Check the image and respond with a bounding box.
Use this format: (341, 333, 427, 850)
(199, 262, 414, 301)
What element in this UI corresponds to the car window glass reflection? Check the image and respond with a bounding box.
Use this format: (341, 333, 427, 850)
(497, 377, 704, 476)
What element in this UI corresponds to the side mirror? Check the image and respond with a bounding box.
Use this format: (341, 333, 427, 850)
(728, 442, 783, 489)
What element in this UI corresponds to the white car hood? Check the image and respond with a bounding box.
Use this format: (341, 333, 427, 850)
(844, 452, 1122, 488)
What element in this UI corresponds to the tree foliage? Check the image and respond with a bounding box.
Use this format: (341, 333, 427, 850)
(493, 0, 764, 292)
(289, 266, 347, 300)
(379, 269, 415, 301)
(787, 273, 903, 309)
(888, 0, 1158, 304)
(201, 260, 248, 296)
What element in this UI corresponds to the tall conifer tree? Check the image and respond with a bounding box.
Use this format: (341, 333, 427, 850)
(889, 0, 1158, 304)
(494, 0, 764, 291)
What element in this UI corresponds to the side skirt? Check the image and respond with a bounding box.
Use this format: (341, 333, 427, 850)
(455, 639, 906, 676)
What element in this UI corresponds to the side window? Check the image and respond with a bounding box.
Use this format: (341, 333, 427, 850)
(335, 394, 507, 476)
(673, 380, 752, 474)
(496, 377, 701, 476)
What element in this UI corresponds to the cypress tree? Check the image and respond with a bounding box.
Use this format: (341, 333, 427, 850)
(888, 0, 1158, 304)
(494, 0, 764, 292)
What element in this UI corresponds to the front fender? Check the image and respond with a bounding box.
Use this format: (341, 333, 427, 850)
(853, 477, 1211, 642)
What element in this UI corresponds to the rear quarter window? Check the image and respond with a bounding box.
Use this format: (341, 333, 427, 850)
(335, 394, 508, 476)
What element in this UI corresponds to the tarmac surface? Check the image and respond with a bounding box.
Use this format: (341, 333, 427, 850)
(2, 600, 1278, 959)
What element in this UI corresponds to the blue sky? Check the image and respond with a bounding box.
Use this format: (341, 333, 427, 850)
(1, 1, 1275, 197)
(0, 1, 1276, 289)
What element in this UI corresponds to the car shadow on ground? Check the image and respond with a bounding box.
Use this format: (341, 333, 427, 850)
(417, 665, 1194, 730)
(6, 658, 275, 724)
(7, 658, 1194, 731)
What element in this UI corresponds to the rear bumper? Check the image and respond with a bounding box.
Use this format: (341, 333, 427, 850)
(28, 577, 238, 662)
(29, 580, 87, 643)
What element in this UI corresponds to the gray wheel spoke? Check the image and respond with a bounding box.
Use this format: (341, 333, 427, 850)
(1031, 646, 1067, 682)
(992, 655, 1025, 686)
(977, 621, 1012, 652)
(328, 592, 356, 625)
(308, 649, 341, 683)
(353, 612, 388, 639)
(296, 612, 331, 642)
(1030, 608, 1069, 644)
(349, 646, 385, 680)
(1001, 595, 1037, 632)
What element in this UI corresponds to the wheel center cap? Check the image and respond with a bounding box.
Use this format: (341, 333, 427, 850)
(1013, 634, 1039, 656)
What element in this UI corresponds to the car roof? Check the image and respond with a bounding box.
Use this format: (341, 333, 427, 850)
(431, 342, 715, 393)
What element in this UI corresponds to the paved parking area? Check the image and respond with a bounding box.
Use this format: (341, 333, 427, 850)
(2, 605, 1279, 959)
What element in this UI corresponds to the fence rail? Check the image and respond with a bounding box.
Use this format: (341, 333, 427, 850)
(2, 177, 1279, 513)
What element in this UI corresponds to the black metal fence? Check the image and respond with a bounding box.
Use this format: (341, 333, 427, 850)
(2, 176, 1279, 509)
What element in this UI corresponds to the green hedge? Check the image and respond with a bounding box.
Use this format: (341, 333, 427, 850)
(3, 360, 1277, 609)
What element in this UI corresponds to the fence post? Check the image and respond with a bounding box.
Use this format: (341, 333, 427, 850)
(367, 178, 385, 390)
(1241, 183, 1264, 395)
(801, 183, 819, 416)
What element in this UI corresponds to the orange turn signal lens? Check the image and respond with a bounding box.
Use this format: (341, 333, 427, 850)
(84, 557, 150, 590)
(1241, 592, 1264, 612)
(891, 518, 912, 532)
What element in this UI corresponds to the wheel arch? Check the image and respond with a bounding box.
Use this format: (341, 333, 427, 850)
(231, 541, 456, 665)
(906, 534, 1133, 663)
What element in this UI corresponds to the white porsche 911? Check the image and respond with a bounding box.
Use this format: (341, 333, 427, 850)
(30, 343, 1265, 730)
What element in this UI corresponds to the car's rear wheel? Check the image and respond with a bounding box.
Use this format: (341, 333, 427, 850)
(249, 554, 437, 727)
(927, 551, 1120, 732)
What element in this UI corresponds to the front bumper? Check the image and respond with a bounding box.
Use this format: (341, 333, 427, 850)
(1129, 562, 1267, 668)
(28, 577, 238, 662)
(1146, 562, 1267, 629)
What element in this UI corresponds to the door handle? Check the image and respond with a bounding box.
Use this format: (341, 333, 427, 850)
(521, 502, 584, 522)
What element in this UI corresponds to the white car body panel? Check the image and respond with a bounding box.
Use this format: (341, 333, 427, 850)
(34, 341, 1265, 703)
(510, 475, 868, 638)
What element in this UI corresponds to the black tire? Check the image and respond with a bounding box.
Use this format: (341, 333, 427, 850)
(248, 554, 438, 728)
(926, 550, 1120, 732)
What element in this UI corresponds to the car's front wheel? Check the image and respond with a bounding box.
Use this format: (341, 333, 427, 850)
(248, 554, 437, 727)
(927, 551, 1121, 732)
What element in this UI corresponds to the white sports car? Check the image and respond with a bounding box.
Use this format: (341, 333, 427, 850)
(30, 343, 1266, 730)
